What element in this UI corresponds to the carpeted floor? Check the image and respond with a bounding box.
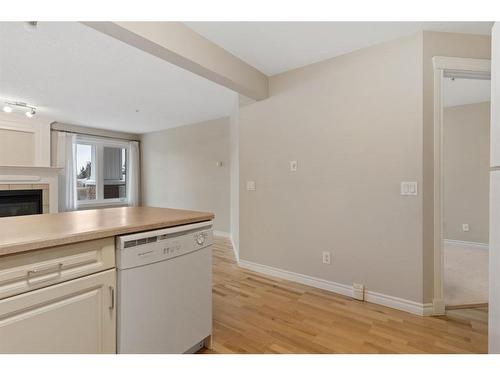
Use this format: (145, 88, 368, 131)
(444, 242, 489, 307)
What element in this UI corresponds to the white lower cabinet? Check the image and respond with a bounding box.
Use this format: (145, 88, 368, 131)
(0, 269, 116, 353)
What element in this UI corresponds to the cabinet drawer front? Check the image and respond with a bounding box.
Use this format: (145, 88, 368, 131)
(0, 238, 115, 300)
(0, 269, 116, 354)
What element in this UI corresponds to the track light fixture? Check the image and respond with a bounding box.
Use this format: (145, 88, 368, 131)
(2, 101, 37, 118)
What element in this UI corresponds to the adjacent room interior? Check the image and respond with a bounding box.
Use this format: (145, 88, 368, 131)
(443, 77, 490, 312)
(0, 21, 496, 354)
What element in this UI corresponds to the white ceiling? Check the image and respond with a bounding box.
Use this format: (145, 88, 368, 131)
(0, 22, 493, 134)
(185, 22, 494, 75)
(443, 77, 491, 107)
(0, 22, 237, 133)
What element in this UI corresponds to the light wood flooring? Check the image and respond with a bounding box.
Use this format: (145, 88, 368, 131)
(204, 237, 488, 354)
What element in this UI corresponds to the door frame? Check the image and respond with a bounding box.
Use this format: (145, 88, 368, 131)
(432, 56, 491, 315)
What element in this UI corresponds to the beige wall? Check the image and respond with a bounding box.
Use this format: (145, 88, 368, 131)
(141, 117, 231, 232)
(0, 112, 52, 167)
(443, 102, 490, 244)
(239, 34, 425, 302)
(238, 31, 492, 304)
(422, 31, 491, 303)
(0, 128, 35, 166)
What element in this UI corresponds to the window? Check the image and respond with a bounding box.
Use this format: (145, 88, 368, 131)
(103, 146, 127, 199)
(76, 143, 96, 201)
(76, 136, 130, 207)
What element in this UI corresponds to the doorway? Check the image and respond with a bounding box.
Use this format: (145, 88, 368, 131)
(432, 57, 491, 318)
(443, 77, 490, 312)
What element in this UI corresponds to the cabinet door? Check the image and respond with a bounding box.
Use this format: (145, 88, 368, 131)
(0, 269, 116, 353)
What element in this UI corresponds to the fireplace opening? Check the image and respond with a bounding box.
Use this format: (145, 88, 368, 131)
(0, 189, 43, 218)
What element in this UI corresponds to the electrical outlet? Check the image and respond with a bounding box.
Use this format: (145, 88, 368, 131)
(462, 223, 470, 232)
(322, 251, 331, 265)
(290, 160, 298, 172)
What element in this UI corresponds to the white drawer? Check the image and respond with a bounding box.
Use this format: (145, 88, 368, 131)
(0, 237, 115, 300)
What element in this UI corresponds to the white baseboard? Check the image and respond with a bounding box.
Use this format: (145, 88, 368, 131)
(212, 230, 239, 261)
(230, 237, 239, 262)
(213, 230, 231, 239)
(238, 259, 352, 296)
(444, 239, 488, 250)
(238, 259, 431, 316)
(422, 303, 435, 316)
(432, 298, 446, 316)
(364, 290, 433, 316)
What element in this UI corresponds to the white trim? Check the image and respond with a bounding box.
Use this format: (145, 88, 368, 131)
(365, 289, 433, 316)
(213, 230, 231, 239)
(0, 166, 61, 172)
(0, 175, 41, 182)
(76, 200, 128, 209)
(432, 56, 491, 316)
(433, 57, 491, 73)
(432, 298, 445, 316)
(230, 236, 239, 262)
(238, 259, 352, 296)
(75, 135, 131, 209)
(238, 259, 431, 316)
(444, 239, 489, 250)
(213, 231, 239, 262)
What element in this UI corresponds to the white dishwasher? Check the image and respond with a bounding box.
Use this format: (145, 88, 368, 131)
(116, 220, 213, 354)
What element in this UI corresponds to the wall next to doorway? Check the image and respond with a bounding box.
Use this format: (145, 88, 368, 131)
(141, 117, 231, 233)
(239, 33, 425, 304)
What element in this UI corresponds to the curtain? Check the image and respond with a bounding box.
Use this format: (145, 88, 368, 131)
(128, 141, 140, 207)
(57, 132, 77, 211)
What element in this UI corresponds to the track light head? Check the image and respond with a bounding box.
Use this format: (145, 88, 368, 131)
(24, 21, 38, 32)
(2, 105, 13, 113)
(25, 108, 36, 118)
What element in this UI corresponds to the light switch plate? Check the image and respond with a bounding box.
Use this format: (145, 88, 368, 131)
(401, 181, 418, 196)
(290, 160, 298, 172)
(246, 181, 256, 191)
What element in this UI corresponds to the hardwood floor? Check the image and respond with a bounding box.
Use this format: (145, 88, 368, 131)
(204, 236, 488, 354)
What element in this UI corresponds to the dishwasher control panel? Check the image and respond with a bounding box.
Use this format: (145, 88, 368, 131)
(116, 221, 213, 270)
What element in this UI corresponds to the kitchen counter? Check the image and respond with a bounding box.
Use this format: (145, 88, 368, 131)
(0, 206, 214, 256)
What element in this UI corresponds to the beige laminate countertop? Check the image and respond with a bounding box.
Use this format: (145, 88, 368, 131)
(0, 206, 214, 257)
